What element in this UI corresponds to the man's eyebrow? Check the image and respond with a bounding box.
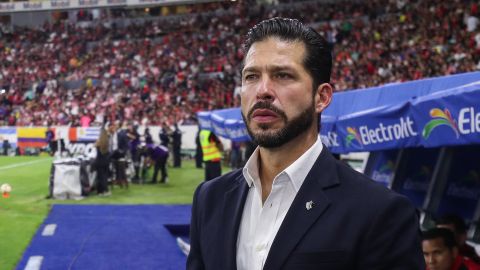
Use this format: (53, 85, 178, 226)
(268, 65, 296, 73)
(242, 66, 259, 74)
(242, 65, 296, 74)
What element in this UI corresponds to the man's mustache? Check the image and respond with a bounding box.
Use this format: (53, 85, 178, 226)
(247, 101, 287, 121)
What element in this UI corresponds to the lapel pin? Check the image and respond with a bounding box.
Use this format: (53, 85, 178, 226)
(306, 200, 314, 210)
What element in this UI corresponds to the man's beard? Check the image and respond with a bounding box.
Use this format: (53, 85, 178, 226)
(242, 101, 315, 148)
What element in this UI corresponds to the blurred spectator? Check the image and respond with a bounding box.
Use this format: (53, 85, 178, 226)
(437, 214, 480, 264)
(194, 128, 203, 169)
(171, 123, 182, 168)
(109, 121, 128, 188)
(199, 128, 223, 181)
(159, 124, 170, 146)
(94, 127, 111, 196)
(45, 126, 56, 156)
(2, 139, 10, 155)
(144, 127, 154, 145)
(230, 140, 241, 169)
(422, 228, 480, 270)
(127, 124, 141, 183)
(147, 143, 169, 184)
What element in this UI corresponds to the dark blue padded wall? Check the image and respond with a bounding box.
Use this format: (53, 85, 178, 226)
(393, 147, 440, 208)
(364, 149, 400, 187)
(437, 145, 480, 221)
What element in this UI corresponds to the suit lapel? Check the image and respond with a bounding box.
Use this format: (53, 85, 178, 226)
(222, 173, 249, 270)
(263, 149, 340, 270)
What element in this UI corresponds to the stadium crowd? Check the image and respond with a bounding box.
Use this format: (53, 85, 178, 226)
(0, 0, 479, 126)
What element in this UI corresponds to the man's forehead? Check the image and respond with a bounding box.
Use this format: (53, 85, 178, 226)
(245, 37, 304, 58)
(423, 238, 447, 249)
(243, 40, 306, 72)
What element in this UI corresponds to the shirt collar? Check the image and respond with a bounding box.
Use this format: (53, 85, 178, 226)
(284, 136, 323, 192)
(242, 147, 260, 188)
(242, 136, 323, 192)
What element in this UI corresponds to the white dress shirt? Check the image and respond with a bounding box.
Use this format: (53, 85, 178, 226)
(236, 136, 323, 270)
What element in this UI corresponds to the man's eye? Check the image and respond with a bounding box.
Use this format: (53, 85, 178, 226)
(244, 74, 258, 81)
(276, 73, 292, 79)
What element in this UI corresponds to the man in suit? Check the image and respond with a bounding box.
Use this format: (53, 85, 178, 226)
(187, 18, 424, 270)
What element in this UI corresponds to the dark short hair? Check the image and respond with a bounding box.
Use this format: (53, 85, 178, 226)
(243, 17, 332, 89)
(422, 228, 457, 250)
(437, 214, 467, 234)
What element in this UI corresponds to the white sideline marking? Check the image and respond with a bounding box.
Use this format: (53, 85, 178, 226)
(42, 224, 57, 236)
(24, 256, 43, 270)
(0, 159, 50, 171)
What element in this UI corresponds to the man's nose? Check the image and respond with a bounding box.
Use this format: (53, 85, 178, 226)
(256, 76, 274, 101)
(426, 255, 434, 264)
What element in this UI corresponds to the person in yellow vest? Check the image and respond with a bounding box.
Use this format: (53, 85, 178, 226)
(199, 129, 223, 181)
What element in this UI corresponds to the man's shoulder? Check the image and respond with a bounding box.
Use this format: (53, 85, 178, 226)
(460, 256, 480, 270)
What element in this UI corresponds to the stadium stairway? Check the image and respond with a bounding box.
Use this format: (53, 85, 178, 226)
(16, 205, 191, 270)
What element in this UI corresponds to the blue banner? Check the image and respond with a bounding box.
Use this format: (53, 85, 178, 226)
(197, 111, 212, 131)
(224, 119, 250, 142)
(319, 115, 341, 152)
(411, 82, 480, 148)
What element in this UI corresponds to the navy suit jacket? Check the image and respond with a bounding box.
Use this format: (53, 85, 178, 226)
(187, 147, 425, 270)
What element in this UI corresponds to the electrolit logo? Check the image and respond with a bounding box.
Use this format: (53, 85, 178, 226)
(422, 108, 459, 139)
(320, 131, 340, 147)
(345, 127, 363, 148)
(458, 107, 480, 135)
(348, 117, 417, 147)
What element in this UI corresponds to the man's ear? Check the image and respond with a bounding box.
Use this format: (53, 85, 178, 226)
(315, 83, 333, 113)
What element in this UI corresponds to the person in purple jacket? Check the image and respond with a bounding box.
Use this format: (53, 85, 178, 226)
(147, 143, 169, 184)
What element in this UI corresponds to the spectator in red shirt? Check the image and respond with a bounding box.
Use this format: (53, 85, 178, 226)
(422, 228, 480, 270)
